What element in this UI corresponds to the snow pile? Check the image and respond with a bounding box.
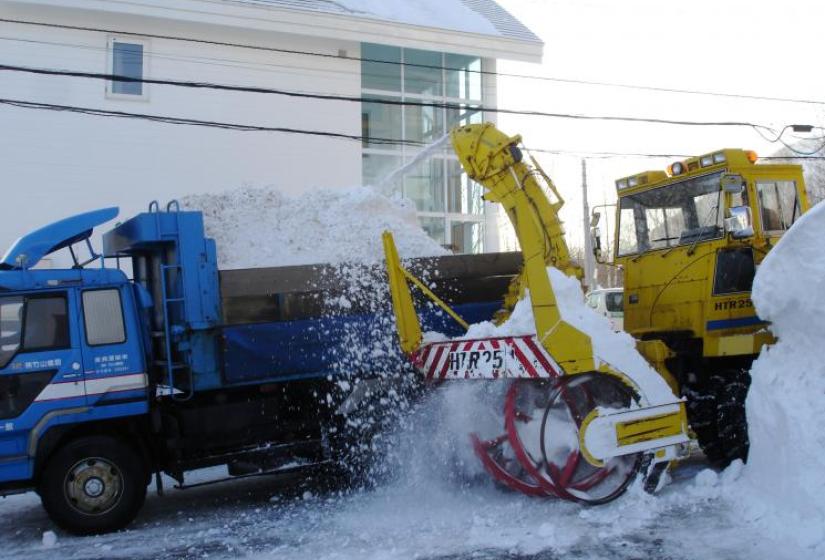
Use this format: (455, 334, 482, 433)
(731, 201, 825, 552)
(181, 185, 447, 269)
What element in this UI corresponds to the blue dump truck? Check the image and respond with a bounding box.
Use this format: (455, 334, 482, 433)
(0, 203, 519, 534)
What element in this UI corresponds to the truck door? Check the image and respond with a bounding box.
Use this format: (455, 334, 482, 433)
(0, 291, 84, 464)
(77, 287, 147, 407)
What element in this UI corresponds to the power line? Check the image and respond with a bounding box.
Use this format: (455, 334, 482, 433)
(0, 63, 791, 134)
(2, 16, 825, 107)
(3, 96, 824, 161)
(0, 97, 419, 146)
(0, 35, 362, 83)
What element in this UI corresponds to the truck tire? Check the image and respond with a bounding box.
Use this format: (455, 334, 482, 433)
(687, 371, 750, 468)
(684, 381, 723, 464)
(38, 435, 148, 535)
(715, 369, 751, 466)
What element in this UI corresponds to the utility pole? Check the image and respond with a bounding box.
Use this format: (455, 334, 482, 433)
(581, 159, 595, 292)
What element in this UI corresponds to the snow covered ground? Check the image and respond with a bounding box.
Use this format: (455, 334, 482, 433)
(0, 455, 809, 560)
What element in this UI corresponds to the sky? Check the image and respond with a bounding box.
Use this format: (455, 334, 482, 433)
(493, 0, 825, 249)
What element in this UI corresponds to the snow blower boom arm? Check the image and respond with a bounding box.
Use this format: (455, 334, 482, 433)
(383, 123, 602, 374)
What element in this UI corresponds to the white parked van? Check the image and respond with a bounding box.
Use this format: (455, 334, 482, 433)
(585, 288, 624, 331)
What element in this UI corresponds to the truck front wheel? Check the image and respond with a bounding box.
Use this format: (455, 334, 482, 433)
(686, 369, 750, 468)
(38, 435, 148, 535)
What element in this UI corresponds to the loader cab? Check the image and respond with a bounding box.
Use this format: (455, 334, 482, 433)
(609, 149, 809, 347)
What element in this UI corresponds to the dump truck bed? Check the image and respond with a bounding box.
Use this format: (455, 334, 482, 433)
(216, 252, 522, 385)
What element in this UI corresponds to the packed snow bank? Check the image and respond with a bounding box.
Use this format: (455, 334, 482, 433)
(732, 201, 825, 552)
(459, 267, 677, 403)
(181, 185, 447, 268)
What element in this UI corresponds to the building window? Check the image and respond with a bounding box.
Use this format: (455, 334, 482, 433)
(361, 43, 485, 253)
(107, 38, 148, 99)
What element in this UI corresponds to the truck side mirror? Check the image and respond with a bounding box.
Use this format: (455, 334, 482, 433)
(720, 173, 745, 194)
(725, 206, 754, 239)
(590, 226, 605, 263)
(590, 211, 601, 228)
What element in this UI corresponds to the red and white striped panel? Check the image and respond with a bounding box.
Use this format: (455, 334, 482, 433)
(412, 336, 562, 381)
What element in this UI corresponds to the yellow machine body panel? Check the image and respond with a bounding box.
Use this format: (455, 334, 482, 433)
(614, 149, 809, 358)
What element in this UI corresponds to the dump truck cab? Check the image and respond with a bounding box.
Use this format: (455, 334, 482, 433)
(0, 208, 151, 498)
(604, 149, 809, 465)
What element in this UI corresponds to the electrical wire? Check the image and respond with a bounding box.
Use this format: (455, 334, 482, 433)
(751, 124, 825, 156)
(2, 16, 825, 107)
(2, 96, 824, 161)
(0, 63, 791, 134)
(0, 97, 420, 146)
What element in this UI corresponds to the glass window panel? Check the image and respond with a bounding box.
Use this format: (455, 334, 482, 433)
(619, 171, 724, 253)
(0, 297, 23, 368)
(419, 217, 446, 246)
(605, 292, 624, 312)
(617, 207, 639, 256)
(757, 180, 799, 232)
(450, 221, 484, 254)
(445, 54, 481, 100)
(447, 160, 483, 215)
(112, 41, 144, 95)
(404, 49, 443, 97)
(362, 96, 402, 150)
(23, 296, 69, 351)
(363, 153, 403, 191)
(445, 104, 482, 130)
(362, 43, 401, 92)
(404, 157, 445, 212)
(83, 290, 126, 346)
(404, 100, 444, 145)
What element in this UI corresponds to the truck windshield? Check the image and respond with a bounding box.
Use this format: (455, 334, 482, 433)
(618, 171, 724, 255)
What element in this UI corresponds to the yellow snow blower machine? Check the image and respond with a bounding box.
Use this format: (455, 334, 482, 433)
(382, 123, 809, 504)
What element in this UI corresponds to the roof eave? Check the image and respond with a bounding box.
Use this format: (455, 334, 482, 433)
(2, 0, 543, 62)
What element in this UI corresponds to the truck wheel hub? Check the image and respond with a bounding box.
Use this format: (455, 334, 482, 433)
(64, 458, 123, 515)
(84, 477, 104, 497)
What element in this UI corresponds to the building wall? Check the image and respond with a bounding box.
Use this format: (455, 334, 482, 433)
(0, 5, 363, 254)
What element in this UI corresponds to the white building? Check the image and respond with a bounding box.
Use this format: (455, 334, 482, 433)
(0, 0, 541, 257)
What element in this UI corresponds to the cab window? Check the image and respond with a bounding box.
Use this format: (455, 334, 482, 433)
(82, 289, 126, 346)
(24, 296, 70, 351)
(0, 294, 69, 368)
(0, 297, 23, 368)
(757, 180, 799, 232)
